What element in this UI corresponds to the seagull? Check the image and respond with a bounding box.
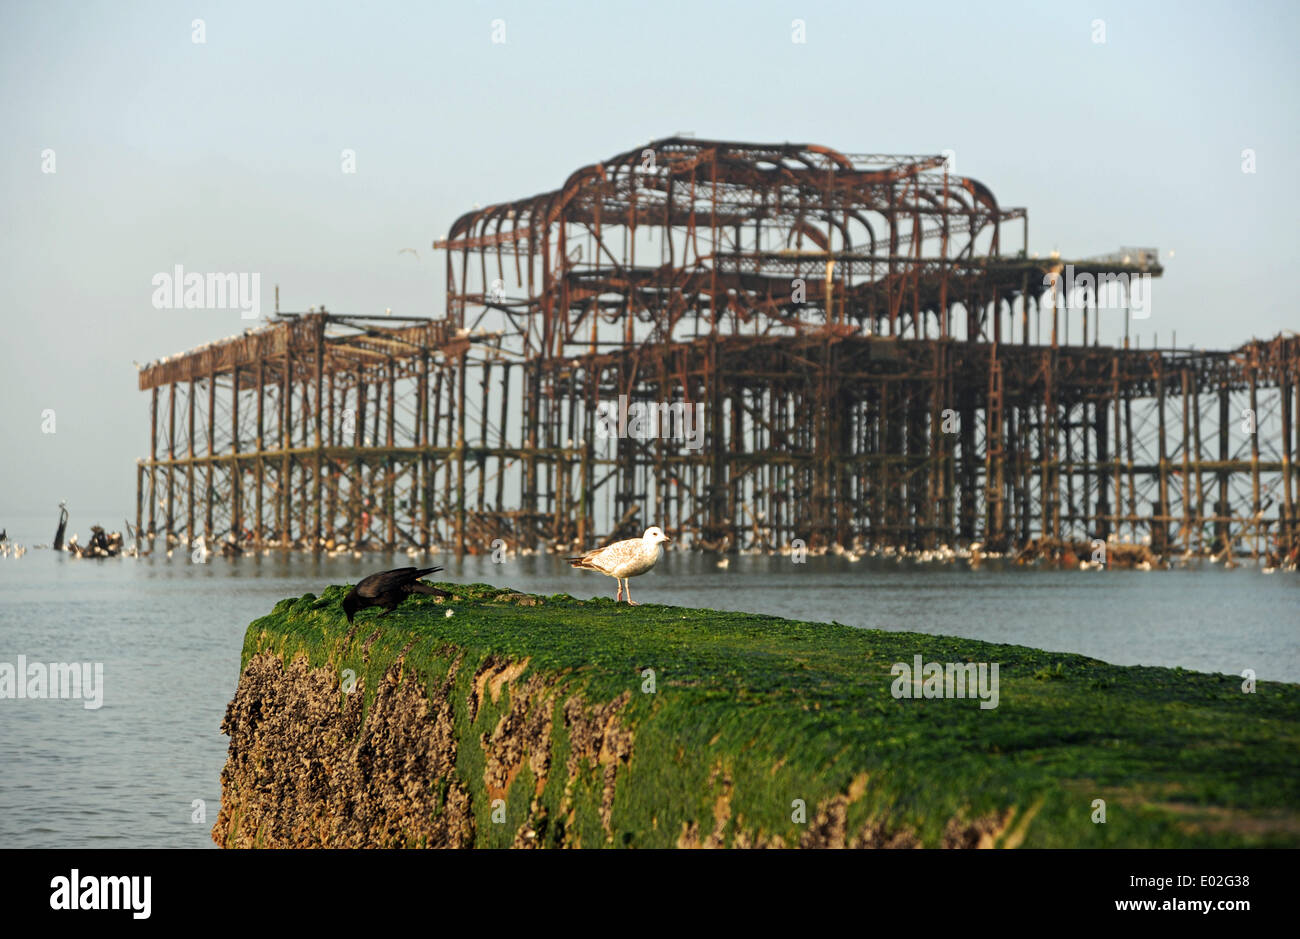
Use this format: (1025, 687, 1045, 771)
(342, 566, 449, 624)
(567, 527, 670, 604)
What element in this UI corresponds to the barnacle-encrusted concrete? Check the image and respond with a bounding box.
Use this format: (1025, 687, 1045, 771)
(213, 582, 1300, 848)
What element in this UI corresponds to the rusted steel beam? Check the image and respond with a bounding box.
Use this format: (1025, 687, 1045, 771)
(133, 141, 1300, 561)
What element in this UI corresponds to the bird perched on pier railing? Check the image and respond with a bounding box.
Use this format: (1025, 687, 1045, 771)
(342, 567, 449, 624)
(567, 527, 670, 604)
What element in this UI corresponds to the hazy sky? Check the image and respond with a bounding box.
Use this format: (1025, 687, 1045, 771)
(2, 0, 1297, 519)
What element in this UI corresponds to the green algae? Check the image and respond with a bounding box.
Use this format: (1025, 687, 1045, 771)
(232, 581, 1300, 848)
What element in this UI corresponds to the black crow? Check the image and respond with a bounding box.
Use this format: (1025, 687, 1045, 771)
(342, 567, 448, 624)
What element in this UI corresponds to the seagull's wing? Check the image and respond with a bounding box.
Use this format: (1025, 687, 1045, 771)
(579, 538, 643, 574)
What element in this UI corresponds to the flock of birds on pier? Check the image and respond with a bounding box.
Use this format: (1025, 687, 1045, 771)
(3, 499, 1296, 606)
(327, 524, 1294, 622)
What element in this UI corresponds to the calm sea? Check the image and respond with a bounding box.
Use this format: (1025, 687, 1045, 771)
(1, 511, 1296, 848)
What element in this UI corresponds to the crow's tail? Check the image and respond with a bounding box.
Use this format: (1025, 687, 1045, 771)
(409, 582, 451, 598)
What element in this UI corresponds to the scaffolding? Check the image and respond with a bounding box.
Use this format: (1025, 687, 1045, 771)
(136, 138, 1300, 560)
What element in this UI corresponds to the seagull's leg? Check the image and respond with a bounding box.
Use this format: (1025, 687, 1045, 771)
(625, 580, 639, 605)
(614, 579, 622, 602)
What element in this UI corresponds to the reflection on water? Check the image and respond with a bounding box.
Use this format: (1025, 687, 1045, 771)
(0, 510, 1296, 848)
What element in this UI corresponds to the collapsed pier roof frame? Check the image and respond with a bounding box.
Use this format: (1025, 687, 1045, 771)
(136, 138, 1299, 559)
(438, 138, 1036, 343)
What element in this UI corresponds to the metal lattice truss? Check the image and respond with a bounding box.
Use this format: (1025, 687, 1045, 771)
(135, 139, 1299, 558)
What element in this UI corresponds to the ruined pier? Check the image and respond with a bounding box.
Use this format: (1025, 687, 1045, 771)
(136, 139, 1299, 559)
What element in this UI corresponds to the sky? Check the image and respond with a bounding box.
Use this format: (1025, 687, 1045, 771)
(1, 0, 1297, 519)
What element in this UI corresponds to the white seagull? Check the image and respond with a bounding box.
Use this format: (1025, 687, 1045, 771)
(567, 526, 670, 604)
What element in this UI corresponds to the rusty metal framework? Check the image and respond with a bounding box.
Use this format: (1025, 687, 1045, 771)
(136, 138, 1300, 560)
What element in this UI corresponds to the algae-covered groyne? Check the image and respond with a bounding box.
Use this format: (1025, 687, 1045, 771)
(213, 583, 1300, 848)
